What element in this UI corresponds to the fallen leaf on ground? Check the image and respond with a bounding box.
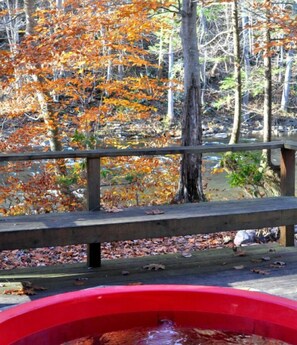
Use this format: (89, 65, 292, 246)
(234, 250, 246, 257)
(271, 261, 286, 267)
(233, 265, 245, 270)
(250, 258, 262, 263)
(105, 207, 124, 213)
(223, 236, 232, 244)
(3, 282, 47, 295)
(143, 263, 165, 271)
(145, 209, 164, 215)
(3, 289, 29, 296)
(127, 282, 143, 285)
(182, 252, 192, 258)
(73, 278, 88, 286)
(251, 268, 269, 275)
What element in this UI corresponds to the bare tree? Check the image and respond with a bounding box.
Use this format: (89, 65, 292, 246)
(175, 0, 205, 202)
(167, 33, 175, 123)
(24, 0, 63, 153)
(3, 0, 22, 52)
(229, 0, 242, 144)
(263, 0, 272, 166)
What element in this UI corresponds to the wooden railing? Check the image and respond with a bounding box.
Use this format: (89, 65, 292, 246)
(0, 140, 296, 266)
(0, 140, 294, 206)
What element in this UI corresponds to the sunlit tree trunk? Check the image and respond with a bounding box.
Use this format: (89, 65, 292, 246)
(242, 3, 250, 110)
(199, 9, 207, 106)
(280, 3, 296, 112)
(56, 0, 64, 10)
(24, 0, 36, 35)
(281, 50, 293, 112)
(167, 34, 175, 123)
(24, 0, 63, 153)
(229, 0, 242, 144)
(176, 0, 205, 202)
(263, 1, 272, 166)
(4, 0, 21, 53)
(158, 25, 164, 78)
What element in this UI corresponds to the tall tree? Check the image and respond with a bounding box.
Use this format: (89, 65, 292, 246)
(280, 2, 297, 112)
(24, 0, 63, 152)
(24, 0, 36, 35)
(263, 0, 272, 166)
(176, 0, 205, 202)
(241, 2, 251, 110)
(167, 33, 175, 122)
(229, 0, 242, 144)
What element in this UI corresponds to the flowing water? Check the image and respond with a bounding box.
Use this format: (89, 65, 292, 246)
(62, 321, 290, 345)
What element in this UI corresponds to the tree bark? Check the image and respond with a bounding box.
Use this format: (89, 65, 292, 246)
(24, 0, 63, 154)
(280, 2, 296, 112)
(24, 0, 36, 36)
(263, 2, 272, 166)
(242, 3, 250, 110)
(176, 0, 205, 202)
(167, 34, 174, 123)
(281, 50, 293, 112)
(229, 0, 242, 144)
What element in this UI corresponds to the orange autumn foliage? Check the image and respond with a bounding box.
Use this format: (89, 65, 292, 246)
(0, 0, 177, 215)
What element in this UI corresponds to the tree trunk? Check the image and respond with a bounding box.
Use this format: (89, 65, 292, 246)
(158, 25, 164, 78)
(242, 3, 250, 110)
(229, 0, 242, 144)
(199, 9, 207, 106)
(280, 2, 296, 112)
(24, 0, 36, 36)
(167, 34, 174, 123)
(24, 0, 63, 154)
(176, 0, 205, 203)
(281, 50, 293, 112)
(263, 2, 272, 166)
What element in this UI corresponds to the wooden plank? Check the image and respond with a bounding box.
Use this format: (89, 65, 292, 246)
(280, 147, 295, 196)
(1, 197, 297, 251)
(86, 158, 101, 212)
(280, 148, 296, 246)
(0, 142, 285, 162)
(2, 244, 297, 307)
(284, 140, 297, 151)
(86, 158, 101, 267)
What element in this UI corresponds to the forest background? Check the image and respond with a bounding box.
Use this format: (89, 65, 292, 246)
(1, 0, 297, 216)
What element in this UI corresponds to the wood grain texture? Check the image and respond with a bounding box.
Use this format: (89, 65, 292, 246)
(0, 141, 284, 162)
(280, 148, 296, 246)
(0, 197, 296, 251)
(86, 157, 101, 267)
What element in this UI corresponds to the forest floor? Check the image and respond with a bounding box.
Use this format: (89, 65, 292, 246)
(0, 231, 238, 270)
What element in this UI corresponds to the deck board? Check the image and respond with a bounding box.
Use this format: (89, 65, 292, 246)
(1, 197, 297, 250)
(1, 243, 297, 310)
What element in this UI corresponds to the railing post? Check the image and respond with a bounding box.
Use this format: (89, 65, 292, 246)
(280, 147, 295, 246)
(86, 157, 101, 267)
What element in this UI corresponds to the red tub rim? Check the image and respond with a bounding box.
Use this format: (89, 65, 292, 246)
(0, 285, 296, 345)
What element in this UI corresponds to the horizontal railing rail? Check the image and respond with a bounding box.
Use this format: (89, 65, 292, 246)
(0, 141, 285, 162)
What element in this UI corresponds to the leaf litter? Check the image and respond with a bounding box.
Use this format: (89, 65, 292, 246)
(0, 232, 237, 270)
(3, 281, 47, 296)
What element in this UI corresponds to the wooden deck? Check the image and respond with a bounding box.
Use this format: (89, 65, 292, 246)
(1, 243, 297, 311)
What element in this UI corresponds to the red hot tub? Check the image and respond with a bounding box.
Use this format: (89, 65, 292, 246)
(0, 285, 296, 344)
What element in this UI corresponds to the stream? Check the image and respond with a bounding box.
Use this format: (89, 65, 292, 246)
(203, 133, 297, 201)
